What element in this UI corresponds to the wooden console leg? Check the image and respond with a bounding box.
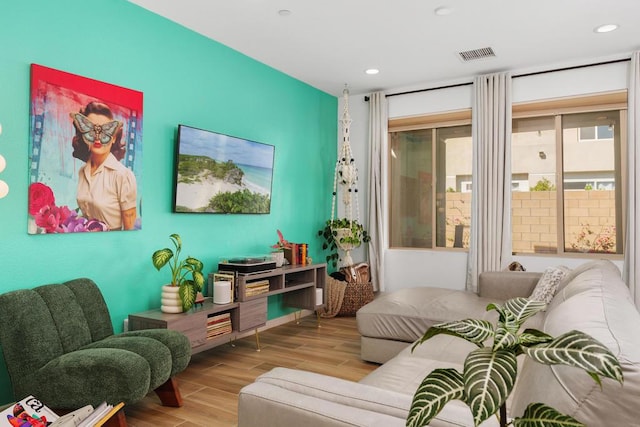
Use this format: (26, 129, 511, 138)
(254, 328, 261, 352)
(154, 377, 183, 407)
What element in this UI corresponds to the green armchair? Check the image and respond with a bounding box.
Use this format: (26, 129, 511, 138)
(0, 278, 191, 411)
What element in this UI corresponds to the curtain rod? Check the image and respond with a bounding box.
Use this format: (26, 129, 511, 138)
(365, 57, 631, 101)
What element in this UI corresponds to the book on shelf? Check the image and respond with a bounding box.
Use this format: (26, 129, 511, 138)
(206, 312, 232, 338)
(207, 325, 232, 338)
(246, 279, 269, 288)
(245, 286, 268, 295)
(245, 279, 270, 297)
(283, 243, 308, 265)
(208, 312, 231, 323)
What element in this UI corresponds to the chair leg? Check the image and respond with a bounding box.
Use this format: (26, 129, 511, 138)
(154, 377, 183, 407)
(103, 408, 128, 427)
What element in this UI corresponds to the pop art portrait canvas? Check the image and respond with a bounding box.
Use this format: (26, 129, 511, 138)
(28, 64, 143, 234)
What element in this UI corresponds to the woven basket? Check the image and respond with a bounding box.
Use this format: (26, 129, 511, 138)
(338, 281, 374, 316)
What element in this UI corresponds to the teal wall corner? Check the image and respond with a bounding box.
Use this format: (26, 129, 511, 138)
(0, 0, 337, 404)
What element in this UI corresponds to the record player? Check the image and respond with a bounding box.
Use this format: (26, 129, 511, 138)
(218, 256, 277, 274)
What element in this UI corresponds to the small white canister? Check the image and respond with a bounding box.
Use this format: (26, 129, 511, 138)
(213, 281, 232, 304)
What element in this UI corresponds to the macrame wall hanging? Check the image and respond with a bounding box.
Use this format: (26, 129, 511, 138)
(330, 86, 365, 266)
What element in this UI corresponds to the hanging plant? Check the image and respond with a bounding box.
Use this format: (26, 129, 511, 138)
(317, 218, 370, 268)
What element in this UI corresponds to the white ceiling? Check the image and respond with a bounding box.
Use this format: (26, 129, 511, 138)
(129, 0, 640, 97)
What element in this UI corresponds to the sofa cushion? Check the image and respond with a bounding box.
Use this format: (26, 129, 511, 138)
(357, 288, 498, 343)
(82, 336, 172, 390)
(510, 264, 640, 425)
(239, 381, 407, 427)
(255, 367, 410, 419)
(359, 351, 499, 427)
(553, 259, 620, 295)
(34, 284, 95, 353)
(360, 337, 412, 364)
(359, 340, 466, 394)
(528, 265, 569, 303)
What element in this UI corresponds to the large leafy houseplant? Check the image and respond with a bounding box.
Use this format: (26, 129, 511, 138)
(407, 297, 623, 427)
(151, 233, 205, 311)
(318, 218, 370, 268)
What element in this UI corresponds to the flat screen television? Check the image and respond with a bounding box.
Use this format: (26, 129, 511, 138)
(173, 125, 275, 214)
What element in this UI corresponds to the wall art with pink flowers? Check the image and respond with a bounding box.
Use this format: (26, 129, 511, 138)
(28, 64, 143, 234)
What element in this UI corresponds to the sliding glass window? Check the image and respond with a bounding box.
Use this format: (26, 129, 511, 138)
(389, 115, 472, 249)
(511, 92, 626, 256)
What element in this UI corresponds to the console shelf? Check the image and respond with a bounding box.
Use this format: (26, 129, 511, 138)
(129, 263, 327, 354)
(236, 264, 326, 311)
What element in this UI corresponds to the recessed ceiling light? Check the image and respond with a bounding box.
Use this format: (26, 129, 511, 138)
(278, 9, 292, 17)
(434, 6, 453, 16)
(365, 68, 379, 75)
(594, 24, 618, 33)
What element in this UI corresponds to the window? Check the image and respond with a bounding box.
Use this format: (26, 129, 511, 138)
(388, 111, 472, 249)
(511, 92, 626, 256)
(579, 125, 614, 141)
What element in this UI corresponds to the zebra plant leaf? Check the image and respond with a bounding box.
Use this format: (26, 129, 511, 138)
(503, 298, 547, 325)
(519, 328, 554, 346)
(493, 324, 518, 351)
(406, 368, 464, 427)
(512, 402, 585, 427)
(524, 330, 623, 383)
(463, 347, 518, 426)
(408, 298, 624, 427)
(412, 319, 494, 351)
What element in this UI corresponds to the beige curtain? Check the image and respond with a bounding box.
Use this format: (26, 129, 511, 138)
(466, 72, 513, 292)
(367, 92, 387, 291)
(624, 51, 640, 308)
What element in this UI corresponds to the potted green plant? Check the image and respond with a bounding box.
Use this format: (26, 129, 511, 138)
(152, 233, 205, 312)
(407, 297, 623, 427)
(318, 218, 370, 268)
(270, 229, 288, 267)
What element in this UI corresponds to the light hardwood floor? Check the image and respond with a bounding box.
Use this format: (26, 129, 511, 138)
(124, 315, 378, 427)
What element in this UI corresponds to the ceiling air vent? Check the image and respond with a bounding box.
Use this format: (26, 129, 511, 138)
(458, 47, 496, 62)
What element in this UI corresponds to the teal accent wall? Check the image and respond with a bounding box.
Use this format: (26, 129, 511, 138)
(0, 0, 336, 403)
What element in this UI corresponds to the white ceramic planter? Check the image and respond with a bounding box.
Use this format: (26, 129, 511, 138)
(333, 227, 362, 267)
(271, 251, 285, 267)
(161, 284, 183, 313)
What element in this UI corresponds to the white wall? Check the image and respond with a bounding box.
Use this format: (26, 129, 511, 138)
(343, 59, 628, 291)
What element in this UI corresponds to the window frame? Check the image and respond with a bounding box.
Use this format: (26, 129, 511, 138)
(511, 91, 627, 258)
(388, 109, 472, 251)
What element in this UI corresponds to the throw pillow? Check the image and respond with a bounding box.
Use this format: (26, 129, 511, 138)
(529, 266, 569, 303)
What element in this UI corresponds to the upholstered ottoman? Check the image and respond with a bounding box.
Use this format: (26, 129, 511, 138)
(356, 271, 543, 363)
(356, 288, 497, 363)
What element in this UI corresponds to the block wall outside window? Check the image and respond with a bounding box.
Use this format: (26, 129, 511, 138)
(387, 92, 625, 256)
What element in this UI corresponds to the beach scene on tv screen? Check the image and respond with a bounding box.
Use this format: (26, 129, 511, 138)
(175, 126, 274, 213)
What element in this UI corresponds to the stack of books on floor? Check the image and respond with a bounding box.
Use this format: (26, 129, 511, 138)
(207, 312, 232, 339)
(245, 279, 270, 297)
(1, 395, 123, 427)
(77, 402, 123, 427)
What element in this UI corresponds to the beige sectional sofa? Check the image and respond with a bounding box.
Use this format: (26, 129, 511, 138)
(237, 260, 640, 426)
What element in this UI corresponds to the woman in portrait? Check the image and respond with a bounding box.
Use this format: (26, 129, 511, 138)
(70, 101, 137, 230)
